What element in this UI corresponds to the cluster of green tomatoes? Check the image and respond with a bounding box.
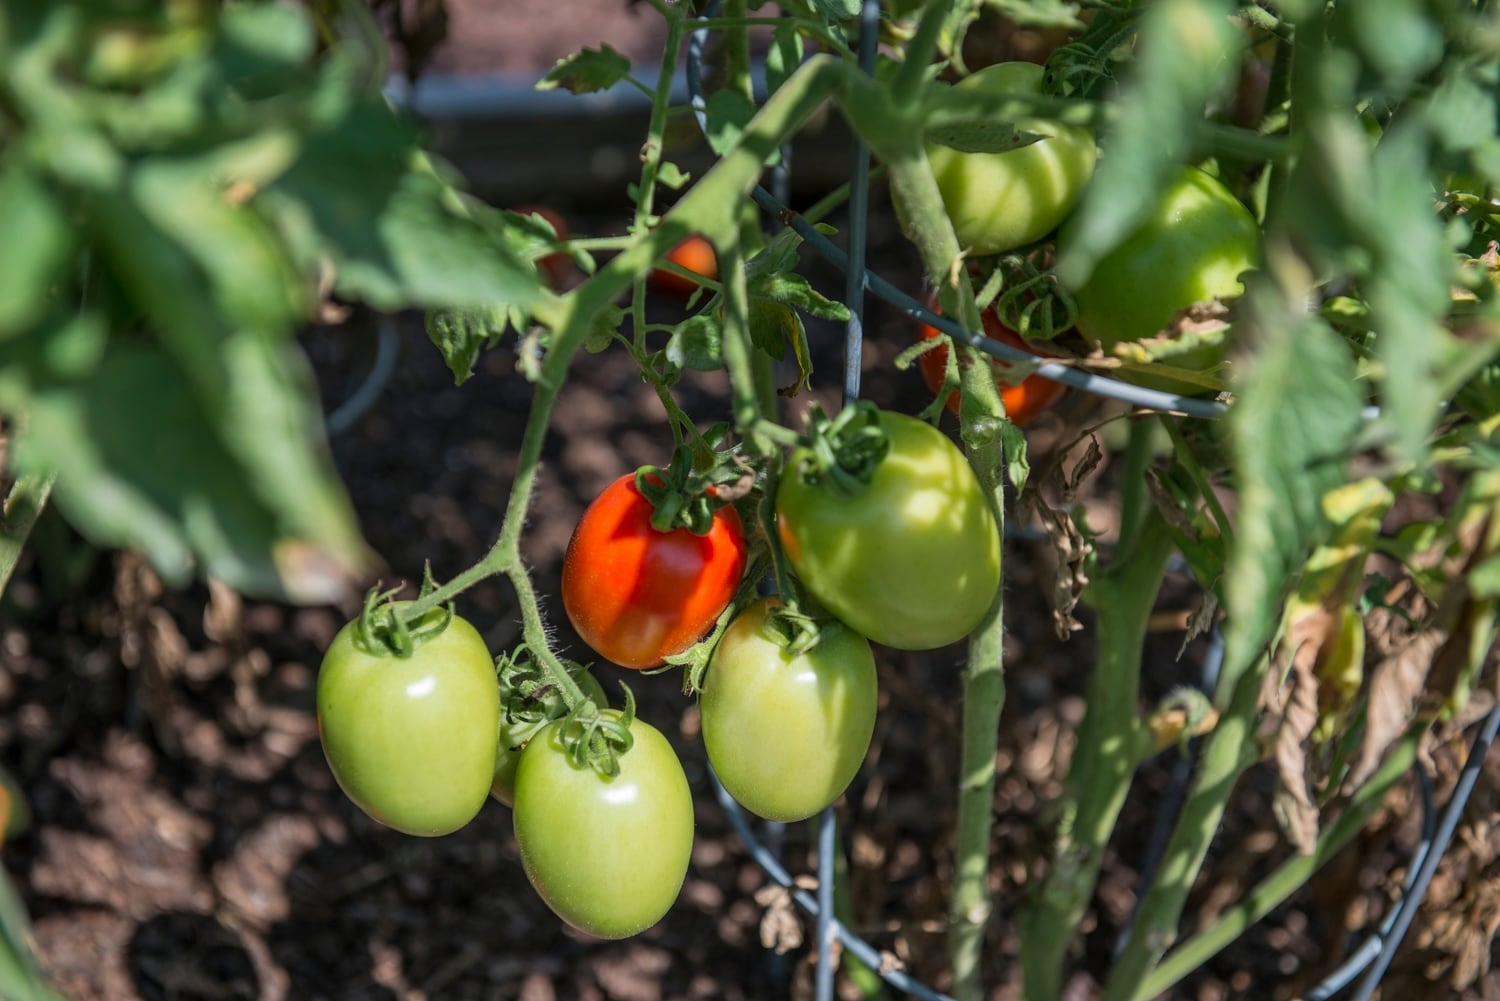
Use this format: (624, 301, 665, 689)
(315, 56, 1268, 942)
(316, 406, 1004, 939)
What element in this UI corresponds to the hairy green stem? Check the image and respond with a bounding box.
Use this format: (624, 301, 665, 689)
(1132, 725, 1424, 1000)
(1020, 508, 1175, 1001)
(0, 472, 55, 601)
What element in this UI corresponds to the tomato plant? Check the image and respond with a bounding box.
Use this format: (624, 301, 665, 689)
(1058, 166, 1261, 394)
(513, 204, 571, 288)
(776, 410, 1001, 650)
(926, 62, 1098, 255)
(649, 234, 719, 297)
(917, 295, 1066, 426)
(699, 598, 878, 822)
(490, 668, 610, 808)
(562, 473, 747, 669)
(317, 608, 500, 837)
(512, 711, 695, 939)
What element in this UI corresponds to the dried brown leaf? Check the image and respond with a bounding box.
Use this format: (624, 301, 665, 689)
(754, 884, 803, 954)
(1346, 630, 1445, 789)
(1272, 660, 1322, 855)
(1021, 435, 1103, 639)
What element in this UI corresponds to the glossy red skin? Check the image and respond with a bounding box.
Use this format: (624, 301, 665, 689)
(649, 235, 718, 298)
(917, 297, 1065, 426)
(562, 474, 747, 669)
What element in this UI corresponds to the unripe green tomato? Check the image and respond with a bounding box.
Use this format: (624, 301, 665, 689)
(927, 62, 1098, 255)
(776, 411, 1001, 651)
(513, 711, 694, 939)
(317, 608, 500, 837)
(1060, 166, 1261, 395)
(490, 669, 610, 808)
(700, 599, 878, 823)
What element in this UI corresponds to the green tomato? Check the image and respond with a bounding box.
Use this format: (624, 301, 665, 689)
(1060, 166, 1261, 394)
(317, 608, 500, 837)
(776, 410, 1001, 651)
(927, 62, 1098, 255)
(513, 711, 694, 939)
(700, 599, 878, 822)
(490, 668, 610, 808)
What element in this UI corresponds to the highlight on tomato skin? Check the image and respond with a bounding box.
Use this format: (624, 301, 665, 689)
(916, 295, 1066, 427)
(561, 472, 747, 669)
(648, 234, 718, 298)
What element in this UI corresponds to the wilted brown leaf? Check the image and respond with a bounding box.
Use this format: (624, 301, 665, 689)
(1021, 435, 1103, 639)
(1346, 630, 1445, 789)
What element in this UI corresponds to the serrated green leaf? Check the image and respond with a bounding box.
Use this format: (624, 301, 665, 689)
(748, 271, 851, 321)
(657, 161, 689, 190)
(587, 304, 623, 354)
(12, 342, 367, 601)
(133, 158, 307, 335)
(1364, 126, 1453, 465)
(1218, 309, 1364, 699)
(261, 102, 542, 313)
(924, 121, 1039, 155)
(766, 23, 804, 96)
(703, 89, 758, 158)
(426, 305, 510, 384)
(0, 162, 73, 336)
(666, 314, 724, 372)
(1055, 0, 1240, 288)
(538, 45, 631, 95)
(748, 299, 814, 395)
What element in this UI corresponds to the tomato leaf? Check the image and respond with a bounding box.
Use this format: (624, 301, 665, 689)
(0, 163, 74, 336)
(766, 23, 805, 97)
(9, 341, 366, 601)
(260, 102, 542, 314)
(665, 314, 724, 373)
(537, 45, 632, 96)
(1217, 300, 1364, 701)
(924, 122, 1041, 155)
(426, 305, 512, 385)
(703, 89, 759, 158)
(981, 0, 1084, 30)
(1053, 0, 1241, 289)
(748, 300, 814, 397)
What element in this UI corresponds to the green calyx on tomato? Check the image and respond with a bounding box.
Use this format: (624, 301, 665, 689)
(317, 602, 500, 837)
(926, 61, 1098, 255)
(490, 647, 611, 808)
(513, 710, 694, 939)
(700, 598, 878, 822)
(562, 462, 748, 670)
(777, 408, 1001, 651)
(1059, 165, 1261, 395)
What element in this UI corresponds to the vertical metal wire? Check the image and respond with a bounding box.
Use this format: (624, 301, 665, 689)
(815, 807, 838, 1001)
(839, 0, 881, 407)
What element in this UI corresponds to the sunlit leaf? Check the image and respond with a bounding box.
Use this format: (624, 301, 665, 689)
(537, 45, 632, 95)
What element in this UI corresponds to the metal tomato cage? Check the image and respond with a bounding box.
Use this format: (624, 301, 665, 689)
(320, 6, 1500, 998)
(677, 4, 1500, 1000)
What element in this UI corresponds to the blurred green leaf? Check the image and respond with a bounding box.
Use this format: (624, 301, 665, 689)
(1054, 0, 1240, 289)
(0, 162, 73, 336)
(10, 341, 365, 602)
(766, 22, 805, 97)
(261, 104, 542, 313)
(537, 45, 631, 95)
(1218, 275, 1364, 699)
(0, 866, 68, 1001)
(982, 0, 1083, 30)
(925, 122, 1039, 155)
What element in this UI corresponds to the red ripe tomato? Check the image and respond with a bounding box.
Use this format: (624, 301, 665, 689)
(562, 474, 747, 669)
(916, 296, 1065, 426)
(649, 234, 718, 297)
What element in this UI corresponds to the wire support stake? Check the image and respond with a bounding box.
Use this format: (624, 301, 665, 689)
(1344, 702, 1500, 1001)
(709, 764, 957, 1001)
